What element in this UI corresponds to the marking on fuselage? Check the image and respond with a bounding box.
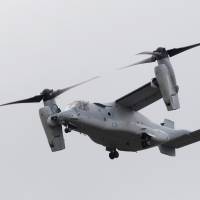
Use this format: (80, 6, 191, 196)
(112, 122, 118, 128)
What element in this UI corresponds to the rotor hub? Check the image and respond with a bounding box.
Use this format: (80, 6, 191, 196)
(41, 89, 54, 101)
(153, 47, 169, 60)
(119, 43, 200, 69)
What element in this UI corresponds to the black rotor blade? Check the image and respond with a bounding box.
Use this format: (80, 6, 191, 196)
(49, 76, 100, 99)
(167, 43, 200, 57)
(0, 94, 43, 106)
(0, 76, 99, 106)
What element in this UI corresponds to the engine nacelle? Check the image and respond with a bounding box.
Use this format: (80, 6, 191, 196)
(154, 64, 180, 111)
(39, 106, 65, 152)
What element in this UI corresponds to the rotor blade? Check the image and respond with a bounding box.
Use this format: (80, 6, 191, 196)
(52, 76, 100, 98)
(0, 94, 43, 106)
(137, 51, 154, 56)
(167, 43, 200, 57)
(119, 56, 156, 70)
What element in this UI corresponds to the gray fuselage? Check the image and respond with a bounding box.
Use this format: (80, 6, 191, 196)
(56, 101, 187, 152)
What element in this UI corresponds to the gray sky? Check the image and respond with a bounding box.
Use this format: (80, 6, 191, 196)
(0, 0, 200, 199)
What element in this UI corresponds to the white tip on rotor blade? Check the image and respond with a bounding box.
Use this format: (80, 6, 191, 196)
(117, 63, 137, 70)
(137, 51, 154, 55)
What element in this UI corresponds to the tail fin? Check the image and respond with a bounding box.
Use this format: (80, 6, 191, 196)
(161, 119, 175, 129)
(159, 145, 176, 156)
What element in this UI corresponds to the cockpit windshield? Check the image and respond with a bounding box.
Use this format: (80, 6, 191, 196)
(65, 101, 89, 111)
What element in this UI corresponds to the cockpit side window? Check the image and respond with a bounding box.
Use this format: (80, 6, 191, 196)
(66, 101, 89, 112)
(78, 101, 89, 111)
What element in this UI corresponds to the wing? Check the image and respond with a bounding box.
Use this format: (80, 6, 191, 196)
(166, 130, 200, 149)
(116, 80, 162, 111)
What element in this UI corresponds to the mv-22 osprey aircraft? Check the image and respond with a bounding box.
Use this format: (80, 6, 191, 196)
(1, 43, 200, 159)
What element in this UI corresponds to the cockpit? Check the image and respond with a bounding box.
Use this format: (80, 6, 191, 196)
(65, 101, 89, 111)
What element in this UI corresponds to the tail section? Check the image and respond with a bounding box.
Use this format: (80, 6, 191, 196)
(158, 129, 200, 156)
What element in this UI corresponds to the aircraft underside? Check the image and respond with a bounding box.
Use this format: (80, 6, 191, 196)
(76, 125, 154, 152)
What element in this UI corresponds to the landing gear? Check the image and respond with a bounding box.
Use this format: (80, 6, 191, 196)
(64, 126, 71, 133)
(64, 123, 77, 134)
(109, 150, 119, 159)
(141, 133, 152, 148)
(107, 148, 119, 160)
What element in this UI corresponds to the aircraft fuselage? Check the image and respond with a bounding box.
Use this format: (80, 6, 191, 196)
(56, 101, 187, 152)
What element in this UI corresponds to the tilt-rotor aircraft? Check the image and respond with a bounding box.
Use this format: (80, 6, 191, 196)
(1, 43, 200, 159)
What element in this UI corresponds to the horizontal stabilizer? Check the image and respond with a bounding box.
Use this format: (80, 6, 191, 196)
(165, 130, 200, 149)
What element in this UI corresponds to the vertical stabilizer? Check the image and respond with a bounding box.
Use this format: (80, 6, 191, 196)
(159, 145, 176, 156)
(161, 119, 175, 129)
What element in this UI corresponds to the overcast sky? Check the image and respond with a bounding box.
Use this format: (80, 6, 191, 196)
(0, 0, 200, 199)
